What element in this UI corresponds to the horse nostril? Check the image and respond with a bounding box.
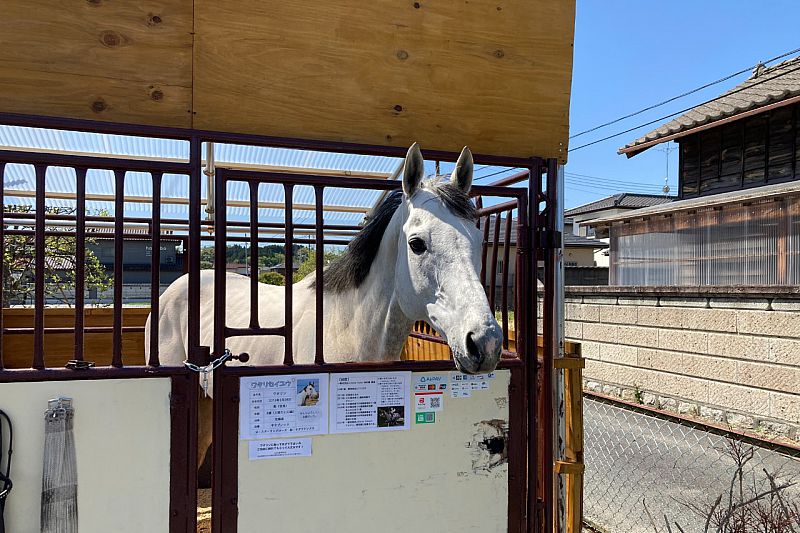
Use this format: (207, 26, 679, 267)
(466, 332, 483, 363)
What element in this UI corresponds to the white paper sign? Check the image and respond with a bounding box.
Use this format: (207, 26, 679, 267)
(449, 371, 496, 398)
(330, 372, 411, 433)
(249, 438, 311, 460)
(240, 374, 329, 439)
(413, 374, 448, 413)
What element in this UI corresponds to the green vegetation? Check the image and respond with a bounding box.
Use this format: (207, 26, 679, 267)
(292, 250, 343, 283)
(258, 271, 285, 286)
(2, 206, 111, 307)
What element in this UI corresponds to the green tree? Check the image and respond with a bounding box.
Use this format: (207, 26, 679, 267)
(258, 271, 285, 286)
(199, 246, 214, 269)
(292, 249, 344, 283)
(2, 206, 112, 307)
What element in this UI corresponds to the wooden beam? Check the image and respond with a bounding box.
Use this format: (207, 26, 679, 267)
(0, 0, 193, 127)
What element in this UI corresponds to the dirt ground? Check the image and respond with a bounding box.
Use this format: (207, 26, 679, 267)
(197, 489, 211, 532)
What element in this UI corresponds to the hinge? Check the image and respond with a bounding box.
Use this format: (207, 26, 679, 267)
(535, 228, 561, 250)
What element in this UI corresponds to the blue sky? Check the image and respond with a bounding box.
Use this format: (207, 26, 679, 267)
(563, 0, 800, 209)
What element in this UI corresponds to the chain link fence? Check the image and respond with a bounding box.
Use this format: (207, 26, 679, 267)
(583, 394, 800, 532)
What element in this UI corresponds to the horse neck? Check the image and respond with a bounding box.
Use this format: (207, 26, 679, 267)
(322, 207, 413, 360)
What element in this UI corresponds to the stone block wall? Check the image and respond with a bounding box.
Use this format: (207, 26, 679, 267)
(563, 287, 800, 441)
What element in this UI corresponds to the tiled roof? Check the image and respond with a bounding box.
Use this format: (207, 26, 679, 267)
(483, 217, 608, 248)
(565, 193, 673, 216)
(621, 56, 800, 155)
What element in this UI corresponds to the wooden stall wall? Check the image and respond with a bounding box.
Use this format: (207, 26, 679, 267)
(2, 307, 149, 368)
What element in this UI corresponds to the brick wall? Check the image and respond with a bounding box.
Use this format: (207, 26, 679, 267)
(563, 287, 800, 441)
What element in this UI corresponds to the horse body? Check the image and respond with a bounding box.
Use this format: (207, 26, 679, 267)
(147, 143, 503, 382)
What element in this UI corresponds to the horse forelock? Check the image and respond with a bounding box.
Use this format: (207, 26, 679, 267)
(316, 180, 476, 294)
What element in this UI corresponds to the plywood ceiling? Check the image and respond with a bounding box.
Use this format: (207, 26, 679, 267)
(0, 0, 575, 161)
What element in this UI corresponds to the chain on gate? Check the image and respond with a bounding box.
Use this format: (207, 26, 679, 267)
(184, 349, 250, 397)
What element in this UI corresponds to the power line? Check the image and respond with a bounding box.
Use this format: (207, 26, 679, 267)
(473, 167, 521, 182)
(569, 63, 800, 153)
(570, 46, 800, 140)
(565, 172, 669, 191)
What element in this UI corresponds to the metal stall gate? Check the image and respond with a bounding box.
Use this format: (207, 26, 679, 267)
(206, 163, 561, 532)
(0, 145, 200, 533)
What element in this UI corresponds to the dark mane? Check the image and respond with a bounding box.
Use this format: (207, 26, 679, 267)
(318, 180, 476, 293)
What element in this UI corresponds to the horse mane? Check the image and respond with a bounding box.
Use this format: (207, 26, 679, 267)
(317, 180, 476, 294)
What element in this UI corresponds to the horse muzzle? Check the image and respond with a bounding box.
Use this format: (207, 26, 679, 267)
(452, 323, 503, 374)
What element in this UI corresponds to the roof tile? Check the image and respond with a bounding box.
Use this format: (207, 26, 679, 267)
(622, 56, 800, 153)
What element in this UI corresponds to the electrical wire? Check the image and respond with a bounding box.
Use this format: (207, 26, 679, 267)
(569, 63, 800, 153)
(570, 46, 800, 139)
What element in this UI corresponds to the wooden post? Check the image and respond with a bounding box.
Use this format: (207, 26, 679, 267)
(554, 347, 584, 533)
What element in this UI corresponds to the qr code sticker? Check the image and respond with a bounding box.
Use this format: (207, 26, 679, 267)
(430, 396, 441, 409)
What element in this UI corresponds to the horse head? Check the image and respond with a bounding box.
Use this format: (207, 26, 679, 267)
(393, 143, 503, 374)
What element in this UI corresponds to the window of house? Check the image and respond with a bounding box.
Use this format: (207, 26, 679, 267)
(768, 106, 794, 181)
(680, 137, 700, 197)
(699, 129, 721, 193)
(718, 121, 743, 190)
(743, 114, 767, 186)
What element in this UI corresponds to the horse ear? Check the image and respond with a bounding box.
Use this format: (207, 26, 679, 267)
(450, 146, 473, 193)
(403, 142, 424, 196)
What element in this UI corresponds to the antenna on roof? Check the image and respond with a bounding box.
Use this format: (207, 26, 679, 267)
(656, 142, 676, 196)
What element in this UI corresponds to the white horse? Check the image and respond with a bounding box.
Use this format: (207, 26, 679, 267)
(145, 143, 503, 483)
(297, 382, 319, 406)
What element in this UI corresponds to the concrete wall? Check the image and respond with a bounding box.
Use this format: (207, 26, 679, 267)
(563, 287, 800, 441)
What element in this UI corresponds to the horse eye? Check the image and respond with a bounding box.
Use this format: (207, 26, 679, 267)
(409, 238, 427, 255)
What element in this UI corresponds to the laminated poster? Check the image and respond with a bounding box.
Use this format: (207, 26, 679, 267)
(239, 374, 329, 440)
(329, 371, 411, 434)
(249, 438, 312, 460)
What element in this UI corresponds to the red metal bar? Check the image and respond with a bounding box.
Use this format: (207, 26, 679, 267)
(212, 370, 239, 533)
(314, 185, 325, 364)
(489, 169, 530, 188)
(188, 137, 203, 366)
(0, 365, 190, 383)
(224, 326, 284, 338)
(0, 111, 537, 168)
(507, 366, 527, 533)
(0, 148, 190, 174)
(112, 169, 125, 367)
(73, 167, 87, 362)
(540, 158, 558, 533)
(169, 373, 199, 533)
(477, 199, 518, 217)
(0, 162, 5, 369)
(489, 213, 502, 310)
(3, 229, 350, 246)
(3, 326, 145, 335)
(249, 181, 260, 330)
(480, 214, 491, 288)
(3, 211, 361, 232)
(501, 210, 513, 350)
(213, 170, 227, 359)
(149, 172, 163, 366)
(223, 357, 523, 377)
(33, 164, 46, 369)
(283, 183, 294, 366)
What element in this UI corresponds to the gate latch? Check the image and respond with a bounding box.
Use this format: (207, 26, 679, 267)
(184, 349, 250, 397)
